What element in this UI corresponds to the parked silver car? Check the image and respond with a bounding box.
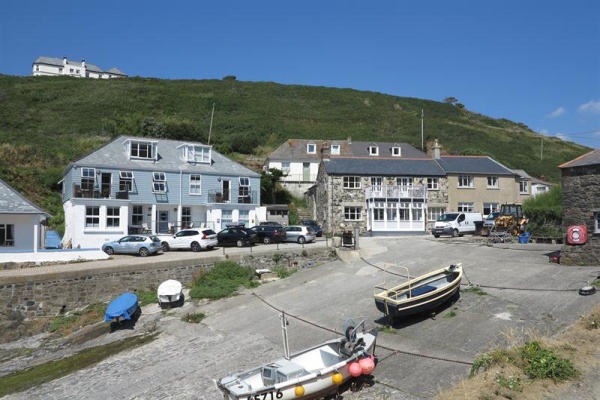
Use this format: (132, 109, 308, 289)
(102, 235, 162, 257)
(283, 225, 316, 244)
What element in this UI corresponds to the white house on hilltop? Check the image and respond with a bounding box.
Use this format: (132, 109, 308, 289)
(32, 56, 127, 79)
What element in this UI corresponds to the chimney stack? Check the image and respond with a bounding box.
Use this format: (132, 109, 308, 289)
(433, 139, 441, 159)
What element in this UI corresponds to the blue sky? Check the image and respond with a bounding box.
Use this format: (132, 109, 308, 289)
(1, 1, 599, 148)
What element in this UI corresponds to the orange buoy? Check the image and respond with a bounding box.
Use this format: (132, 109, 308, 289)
(359, 356, 375, 375)
(349, 361, 362, 377)
(332, 372, 344, 385)
(294, 385, 305, 396)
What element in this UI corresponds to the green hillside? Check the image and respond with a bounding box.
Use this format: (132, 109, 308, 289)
(0, 74, 590, 211)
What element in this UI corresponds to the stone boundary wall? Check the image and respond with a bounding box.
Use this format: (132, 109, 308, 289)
(0, 248, 335, 326)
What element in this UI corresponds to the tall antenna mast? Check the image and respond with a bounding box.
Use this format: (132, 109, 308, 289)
(208, 103, 215, 145)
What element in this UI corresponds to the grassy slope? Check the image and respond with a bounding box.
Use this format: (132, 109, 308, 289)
(0, 74, 589, 208)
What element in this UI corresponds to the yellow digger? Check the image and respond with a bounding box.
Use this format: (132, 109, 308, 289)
(493, 203, 527, 236)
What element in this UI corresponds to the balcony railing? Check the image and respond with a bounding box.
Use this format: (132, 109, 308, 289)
(72, 184, 128, 199)
(207, 189, 257, 204)
(365, 185, 427, 200)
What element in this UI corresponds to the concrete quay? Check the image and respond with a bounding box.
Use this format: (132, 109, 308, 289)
(2, 235, 599, 399)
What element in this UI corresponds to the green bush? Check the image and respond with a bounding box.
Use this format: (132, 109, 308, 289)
(519, 341, 578, 382)
(189, 261, 254, 299)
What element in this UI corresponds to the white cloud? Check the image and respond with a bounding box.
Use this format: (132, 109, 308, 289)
(578, 100, 600, 114)
(548, 107, 565, 118)
(555, 133, 568, 141)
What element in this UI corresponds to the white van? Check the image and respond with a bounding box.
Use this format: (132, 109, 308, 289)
(432, 212, 483, 238)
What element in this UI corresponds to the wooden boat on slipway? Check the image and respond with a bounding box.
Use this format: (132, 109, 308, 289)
(373, 263, 463, 319)
(215, 314, 378, 400)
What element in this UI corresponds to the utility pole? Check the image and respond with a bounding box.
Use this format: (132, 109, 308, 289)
(421, 109, 424, 151)
(208, 103, 215, 145)
(540, 137, 543, 160)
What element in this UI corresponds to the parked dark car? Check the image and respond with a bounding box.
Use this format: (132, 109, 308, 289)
(217, 227, 257, 247)
(260, 221, 283, 227)
(249, 225, 287, 244)
(298, 219, 323, 237)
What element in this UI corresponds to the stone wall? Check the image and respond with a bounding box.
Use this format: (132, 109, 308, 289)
(0, 248, 335, 340)
(560, 164, 600, 265)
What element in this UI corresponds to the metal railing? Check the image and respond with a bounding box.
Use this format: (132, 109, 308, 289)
(365, 185, 427, 200)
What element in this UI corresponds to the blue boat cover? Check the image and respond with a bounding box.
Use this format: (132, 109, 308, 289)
(104, 292, 139, 322)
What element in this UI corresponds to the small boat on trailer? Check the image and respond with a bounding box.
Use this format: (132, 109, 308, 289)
(215, 314, 378, 400)
(157, 279, 184, 309)
(104, 292, 140, 323)
(374, 263, 463, 320)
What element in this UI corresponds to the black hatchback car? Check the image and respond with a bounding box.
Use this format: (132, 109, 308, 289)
(217, 227, 257, 247)
(249, 225, 287, 244)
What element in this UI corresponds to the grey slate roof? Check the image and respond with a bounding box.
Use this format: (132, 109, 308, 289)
(435, 156, 517, 176)
(0, 179, 49, 215)
(559, 148, 600, 169)
(267, 139, 426, 162)
(324, 158, 446, 176)
(512, 169, 553, 185)
(33, 56, 123, 75)
(66, 136, 260, 178)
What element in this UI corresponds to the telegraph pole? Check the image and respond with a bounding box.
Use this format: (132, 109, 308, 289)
(208, 103, 215, 145)
(421, 109, 424, 151)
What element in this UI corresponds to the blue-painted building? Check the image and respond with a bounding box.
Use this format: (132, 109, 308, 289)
(61, 136, 262, 248)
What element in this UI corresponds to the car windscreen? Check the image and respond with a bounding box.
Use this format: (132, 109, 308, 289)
(437, 213, 459, 222)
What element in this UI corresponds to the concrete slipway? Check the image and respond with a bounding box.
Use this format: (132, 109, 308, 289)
(2, 236, 599, 400)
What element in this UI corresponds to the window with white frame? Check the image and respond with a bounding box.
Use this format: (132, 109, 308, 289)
(239, 210, 249, 225)
(81, 168, 96, 191)
(119, 171, 134, 192)
(457, 202, 474, 212)
(238, 177, 250, 199)
(132, 205, 143, 225)
(519, 180, 529, 194)
(368, 146, 379, 156)
(106, 207, 120, 227)
(483, 203, 499, 215)
(412, 203, 423, 221)
(344, 206, 362, 220)
(182, 207, 191, 227)
(595, 212, 600, 233)
(130, 141, 154, 159)
(392, 146, 401, 157)
(307, 143, 316, 154)
(458, 175, 474, 188)
(0, 224, 14, 246)
(487, 176, 499, 188)
(189, 174, 201, 195)
(373, 202, 385, 221)
(386, 202, 398, 221)
(428, 207, 445, 221)
(152, 172, 167, 193)
(184, 145, 211, 163)
(331, 145, 340, 155)
(343, 176, 361, 189)
(86, 206, 100, 228)
(399, 203, 410, 221)
(281, 162, 290, 174)
(427, 177, 439, 190)
(221, 209, 233, 225)
(371, 177, 383, 190)
(396, 177, 411, 186)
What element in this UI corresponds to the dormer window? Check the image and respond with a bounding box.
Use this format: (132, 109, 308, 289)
(391, 146, 401, 157)
(368, 145, 379, 156)
(307, 143, 316, 154)
(152, 172, 167, 193)
(331, 145, 341, 155)
(181, 144, 211, 164)
(128, 140, 155, 160)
